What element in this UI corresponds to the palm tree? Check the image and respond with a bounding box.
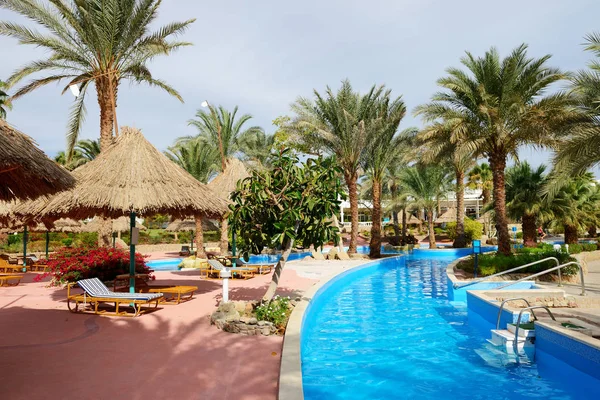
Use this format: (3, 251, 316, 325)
(468, 163, 493, 206)
(185, 105, 263, 253)
(505, 162, 547, 247)
(186, 105, 263, 171)
(0, 80, 11, 119)
(55, 139, 101, 170)
(417, 122, 474, 248)
(415, 45, 577, 255)
(292, 80, 384, 253)
(0, 0, 194, 154)
(364, 93, 414, 257)
(400, 165, 448, 249)
(544, 173, 600, 244)
(551, 33, 600, 181)
(238, 130, 276, 168)
(165, 141, 219, 184)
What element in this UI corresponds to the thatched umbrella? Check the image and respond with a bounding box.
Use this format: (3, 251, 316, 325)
(207, 158, 249, 254)
(406, 214, 422, 225)
(166, 218, 219, 247)
(0, 120, 75, 201)
(435, 208, 457, 224)
(16, 127, 228, 291)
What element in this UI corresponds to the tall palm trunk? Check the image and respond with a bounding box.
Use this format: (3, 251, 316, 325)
(345, 172, 359, 254)
(427, 208, 436, 249)
(390, 185, 400, 237)
(490, 154, 511, 255)
(453, 169, 467, 248)
(401, 207, 407, 238)
(522, 213, 537, 247)
(369, 179, 382, 258)
(195, 215, 207, 258)
(564, 224, 579, 244)
(96, 80, 115, 247)
(482, 188, 491, 206)
(220, 219, 229, 254)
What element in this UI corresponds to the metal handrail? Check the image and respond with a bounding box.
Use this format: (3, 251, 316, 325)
(453, 257, 560, 289)
(513, 306, 556, 353)
(495, 298, 536, 329)
(496, 261, 586, 296)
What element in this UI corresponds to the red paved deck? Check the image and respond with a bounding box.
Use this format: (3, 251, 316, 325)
(0, 268, 316, 400)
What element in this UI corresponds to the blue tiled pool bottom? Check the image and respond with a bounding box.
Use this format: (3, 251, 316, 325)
(301, 255, 589, 400)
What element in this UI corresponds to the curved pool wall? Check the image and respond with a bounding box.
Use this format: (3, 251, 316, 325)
(300, 252, 598, 400)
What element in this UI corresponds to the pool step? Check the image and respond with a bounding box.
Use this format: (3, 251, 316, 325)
(487, 329, 535, 359)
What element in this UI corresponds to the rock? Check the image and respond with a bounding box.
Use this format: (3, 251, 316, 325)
(257, 320, 266, 326)
(261, 327, 271, 336)
(219, 302, 237, 314)
(234, 301, 246, 313)
(239, 316, 251, 324)
(225, 313, 240, 322)
(210, 311, 225, 323)
(248, 317, 258, 325)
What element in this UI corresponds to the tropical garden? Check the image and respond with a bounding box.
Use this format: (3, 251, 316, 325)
(1, 0, 600, 275)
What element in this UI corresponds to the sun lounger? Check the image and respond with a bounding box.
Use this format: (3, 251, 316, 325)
(0, 274, 23, 287)
(312, 249, 326, 260)
(0, 259, 26, 273)
(235, 258, 275, 274)
(0, 254, 18, 265)
(207, 259, 256, 279)
(179, 246, 191, 256)
(147, 285, 198, 304)
(67, 277, 163, 317)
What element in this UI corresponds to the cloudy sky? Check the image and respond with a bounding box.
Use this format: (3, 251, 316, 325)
(1, 0, 599, 170)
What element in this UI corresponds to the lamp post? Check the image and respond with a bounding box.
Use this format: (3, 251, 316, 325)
(472, 239, 481, 278)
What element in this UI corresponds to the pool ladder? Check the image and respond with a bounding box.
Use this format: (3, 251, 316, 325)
(488, 298, 556, 357)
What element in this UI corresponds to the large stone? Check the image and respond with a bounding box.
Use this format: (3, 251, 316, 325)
(234, 301, 247, 313)
(240, 316, 251, 324)
(261, 327, 271, 336)
(248, 318, 258, 325)
(224, 312, 240, 322)
(257, 320, 266, 326)
(219, 302, 237, 314)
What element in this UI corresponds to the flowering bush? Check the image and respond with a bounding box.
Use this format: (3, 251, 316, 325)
(255, 296, 291, 327)
(36, 247, 150, 285)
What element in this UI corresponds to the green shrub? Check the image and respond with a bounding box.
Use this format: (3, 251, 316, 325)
(204, 230, 220, 242)
(516, 232, 523, 239)
(446, 219, 483, 245)
(255, 295, 290, 328)
(434, 227, 445, 235)
(567, 244, 583, 254)
(581, 243, 597, 252)
(61, 238, 73, 247)
(456, 251, 577, 276)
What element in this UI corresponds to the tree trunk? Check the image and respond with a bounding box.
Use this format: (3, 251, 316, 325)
(96, 79, 116, 247)
(369, 179, 382, 258)
(453, 169, 467, 248)
(490, 154, 511, 255)
(263, 237, 294, 302)
(195, 215, 207, 258)
(219, 217, 229, 254)
(564, 224, 579, 244)
(437, 198, 441, 216)
(427, 208, 436, 249)
(482, 188, 491, 206)
(401, 207, 407, 238)
(588, 225, 597, 238)
(345, 172, 359, 254)
(391, 185, 400, 237)
(522, 213, 537, 247)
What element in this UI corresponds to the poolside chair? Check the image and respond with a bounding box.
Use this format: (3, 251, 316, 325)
(207, 259, 256, 280)
(0, 254, 18, 265)
(235, 258, 276, 274)
(311, 249, 326, 260)
(327, 248, 339, 260)
(67, 277, 164, 317)
(179, 246, 191, 256)
(0, 274, 23, 287)
(0, 259, 26, 273)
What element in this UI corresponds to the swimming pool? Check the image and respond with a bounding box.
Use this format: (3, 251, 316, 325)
(301, 253, 594, 399)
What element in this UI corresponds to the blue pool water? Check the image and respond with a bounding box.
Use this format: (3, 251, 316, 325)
(301, 254, 590, 399)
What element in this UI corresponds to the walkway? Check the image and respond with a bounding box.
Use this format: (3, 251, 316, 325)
(0, 257, 362, 400)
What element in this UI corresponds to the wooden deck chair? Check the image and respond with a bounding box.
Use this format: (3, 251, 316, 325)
(235, 258, 275, 274)
(67, 278, 163, 317)
(327, 248, 339, 260)
(312, 249, 326, 260)
(0, 274, 23, 286)
(207, 259, 256, 279)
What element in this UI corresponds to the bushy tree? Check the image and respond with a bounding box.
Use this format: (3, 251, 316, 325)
(229, 149, 344, 301)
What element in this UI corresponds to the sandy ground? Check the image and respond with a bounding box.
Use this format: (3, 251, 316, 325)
(0, 266, 317, 400)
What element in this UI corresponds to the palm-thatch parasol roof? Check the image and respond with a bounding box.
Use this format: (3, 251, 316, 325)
(207, 158, 249, 202)
(16, 127, 229, 220)
(81, 217, 145, 233)
(435, 208, 457, 224)
(405, 214, 422, 225)
(166, 218, 218, 232)
(0, 120, 75, 201)
(0, 217, 83, 233)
